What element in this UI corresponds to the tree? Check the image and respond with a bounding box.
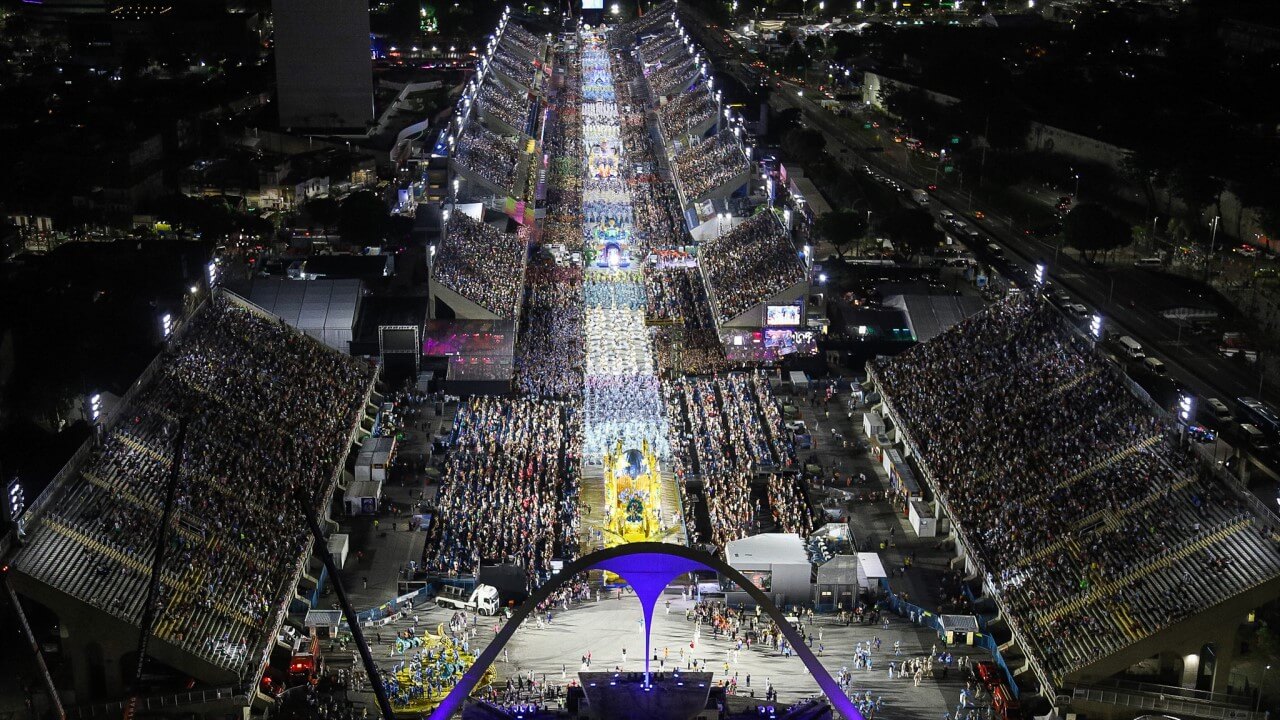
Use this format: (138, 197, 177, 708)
(307, 197, 341, 236)
(830, 32, 865, 63)
(803, 35, 825, 58)
(782, 127, 826, 167)
(877, 208, 943, 257)
(782, 43, 809, 73)
(1259, 205, 1280, 250)
(1170, 162, 1224, 222)
(816, 210, 869, 258)
(1063, 203, 1131, 262)
(337, 191, 390, 245)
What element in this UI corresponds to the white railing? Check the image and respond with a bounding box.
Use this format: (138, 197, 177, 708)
(1071, 686, 1266, 720)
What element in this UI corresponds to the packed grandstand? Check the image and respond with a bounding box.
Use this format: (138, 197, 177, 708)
(872, 294, 1280, 684)
(10, 296, 375, 679)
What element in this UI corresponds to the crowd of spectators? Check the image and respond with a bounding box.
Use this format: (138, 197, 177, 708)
(673, 129, 749, 201)
(434, 212, 526, 318)
(638, 33, 686, 66)
(767, 474, 814, 536)
(699, 211, 805, 323)
(455, 122, 520, 192)
(502, 22, 545, 58)
(664, 372, 802, 552)
(646, 58, 698, 96)
(544, 52, 584, 251)
(515, 260, 584, 398)
(607, 31, 693, 252)
(424, 396, 582, 590)
(479, 78, 531, 133)
(25, 296, 372, 671)
(658, 87, 716, 140)
(652, 327, 731, 376)
(874, 294, 1280, 678)
(490, 42, 535, 88)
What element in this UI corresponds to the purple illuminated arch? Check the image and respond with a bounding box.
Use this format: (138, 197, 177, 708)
(427, 542, 864, 720)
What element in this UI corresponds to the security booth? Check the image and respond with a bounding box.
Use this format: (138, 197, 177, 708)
(863, 410, 885, 439)
(909, 499, 937, 537)
(856, 552, 889, 598)
(814, 555, 858, 612)
(304, 609, 344, 639)
(939, 614, 980, 646)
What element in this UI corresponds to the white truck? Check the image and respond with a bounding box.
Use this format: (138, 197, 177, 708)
(435, 584, 501, 615)
(911, 189, 930, 205)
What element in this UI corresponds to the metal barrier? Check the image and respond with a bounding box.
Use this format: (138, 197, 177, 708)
(1097, 679, 1255, 708)
(1070, 685, 1267, 720)
(68, 687, 246, 719)
(345, 584, 445, 627)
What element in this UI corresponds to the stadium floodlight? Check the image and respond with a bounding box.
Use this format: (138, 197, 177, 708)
(206, 260, 220, 287)
(1090, 314, 1103, 339)
(161, 313, 173, 339)
(611, 3, 619, 14)
(1034, 263, 1046, 286)
(189, 285, 199, 295)
(819, 273, 828, 284)
(1178, 394, 1194, 424)
(5, 477, 24, 522)
(88, 393, 102, 422)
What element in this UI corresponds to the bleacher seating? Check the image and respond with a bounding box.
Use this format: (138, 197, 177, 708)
(672, 129, 749, 201)
(478, 78, 531, 134)
(491, 41, 535, 88)
(501, 23, 545, 59)
(12, 296, 374, 676)
(698, 211, 805, 324)
(657, 87, 715, 140)
(873, 294, 1280, 683)
(434, 212, 527, 319)
(455, 122, 521, 193)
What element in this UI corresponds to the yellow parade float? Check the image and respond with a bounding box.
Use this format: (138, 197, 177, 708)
(602, 440, 664, 547)
(384, 623, 495, 716)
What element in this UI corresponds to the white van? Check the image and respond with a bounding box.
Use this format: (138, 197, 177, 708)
(1143, 356, 1166, 375)
(1205, 398, 1233, 422)
(1118, 335, 1145, 359)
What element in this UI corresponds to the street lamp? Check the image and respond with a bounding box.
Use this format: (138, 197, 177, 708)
(1205, 215, 1221, 282)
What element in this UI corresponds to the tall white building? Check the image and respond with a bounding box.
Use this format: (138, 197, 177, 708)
(273, 0, 374, 130)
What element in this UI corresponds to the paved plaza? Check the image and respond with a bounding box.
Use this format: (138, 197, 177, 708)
(342, 588, 974, 719)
